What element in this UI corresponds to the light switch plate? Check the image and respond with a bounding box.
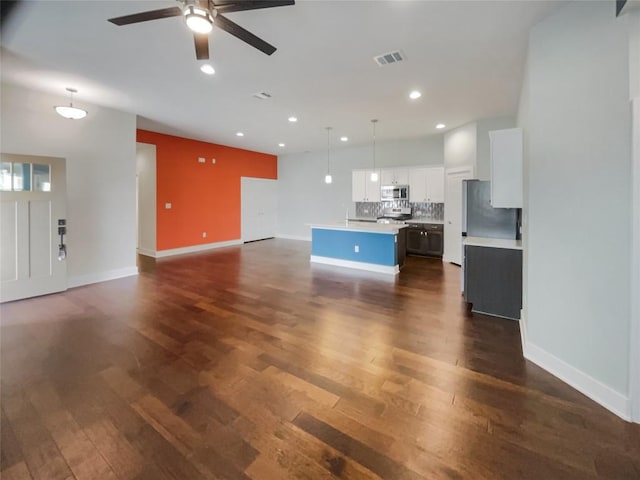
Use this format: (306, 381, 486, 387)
(165, 202, 172, 209)
(198, 157, 205, 163)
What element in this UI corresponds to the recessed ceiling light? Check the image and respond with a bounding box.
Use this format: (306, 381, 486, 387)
(288, 116, 298, 122)
(409, 90, 422, 100)
(278, 143, 285, 147)
(340, 136, 348, 142)
(236, 132, 244, 137)
(200, 64, 215, 75)
(436, 123, 446, 129)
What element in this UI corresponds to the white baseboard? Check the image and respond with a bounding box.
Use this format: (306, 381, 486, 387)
(68, 266, 139, 289)
(276, 233, 312, 242)
(523, 340, 631, 421)
(154, 239, 243, 258)
(136, 247, 156, 258)
(310, 255, 399, 275)
(519, 309, 528, 352)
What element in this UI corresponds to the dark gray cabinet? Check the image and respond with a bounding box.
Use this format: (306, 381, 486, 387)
(464, 245, 522, 320)
(406, 223, 443, 257)
(396, 227, 407, 268)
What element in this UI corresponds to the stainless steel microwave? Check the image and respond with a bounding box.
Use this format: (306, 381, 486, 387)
(381, 185, 409, 201)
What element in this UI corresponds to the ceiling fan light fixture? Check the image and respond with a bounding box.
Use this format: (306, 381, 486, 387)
(184, 5, 213, 34)
(54, 88, 87, 120)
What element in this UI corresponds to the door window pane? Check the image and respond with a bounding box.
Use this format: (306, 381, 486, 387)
(12, 163, 31, 191)
(33, 164, 51, 192)
(0, 162, 11, 191)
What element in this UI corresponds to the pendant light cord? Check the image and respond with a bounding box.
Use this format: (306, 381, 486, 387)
(326, 126, 332, 173)
(371, 119, 378, 170)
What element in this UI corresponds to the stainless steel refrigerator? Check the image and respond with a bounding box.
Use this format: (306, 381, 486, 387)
(462, 180, 518, 239)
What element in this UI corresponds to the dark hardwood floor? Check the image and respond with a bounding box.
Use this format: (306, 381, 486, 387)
(1, 238, 639, 479)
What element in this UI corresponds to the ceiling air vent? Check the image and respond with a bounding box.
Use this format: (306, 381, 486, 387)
(373, 50, 406, 67)
(252, 92, 272, 100)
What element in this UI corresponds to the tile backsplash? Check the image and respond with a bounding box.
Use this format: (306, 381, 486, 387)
(355, 201, 444, 220)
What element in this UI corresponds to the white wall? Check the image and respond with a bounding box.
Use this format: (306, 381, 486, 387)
(629, 11, 640, 423)
(444, 122, 476, 171)
(519, 1, 632, 416)
(1, 83, 138, 287)
(277, 135, 443, 239)
(136, 143, 156, 256)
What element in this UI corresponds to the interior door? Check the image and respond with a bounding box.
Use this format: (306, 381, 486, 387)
(1, 154, 67, 302)
(444, 167, 474, 265)
(241, 177, 277, 242)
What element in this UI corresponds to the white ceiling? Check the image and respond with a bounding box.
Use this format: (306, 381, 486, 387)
(1, 0, 564, 155)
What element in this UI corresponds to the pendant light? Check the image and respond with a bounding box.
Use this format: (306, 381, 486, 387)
(54, 88, 87, 120)
(370, 119, 379, 182)
(324, 126, 333, 184)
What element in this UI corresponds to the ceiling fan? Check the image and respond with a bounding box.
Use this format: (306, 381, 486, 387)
(107, 0, 294, 60)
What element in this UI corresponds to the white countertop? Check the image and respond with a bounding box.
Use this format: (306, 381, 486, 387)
(463, 236, 523, 250)
(406, 218, 444, 225)
(310, 221, 407, 235)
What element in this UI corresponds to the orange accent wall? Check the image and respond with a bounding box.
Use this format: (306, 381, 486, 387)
(136, 129, 277, 251)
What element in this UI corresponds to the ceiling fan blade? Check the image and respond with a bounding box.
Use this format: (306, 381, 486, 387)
(194, 33, 210, 60)
(108, 6, 182, 26)
(214, 14, 276, 55)
(1, 0, 22, 30)
(215, 1, 294, 14)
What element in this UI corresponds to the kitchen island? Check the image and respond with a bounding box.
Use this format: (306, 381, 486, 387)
(310, 221, 407, 275)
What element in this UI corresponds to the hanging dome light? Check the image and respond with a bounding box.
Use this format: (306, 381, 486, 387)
(54, 88, 87, 120)
(184, 3, 213, 34)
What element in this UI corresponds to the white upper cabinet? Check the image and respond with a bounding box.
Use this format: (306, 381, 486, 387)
(365, 170, 381, 201)
(381, 168, 409, 185)
(408, 167, 427, 202)
(352, 170, 367, 202)
(408, 166, 444, 203)
(425, 167, 444, 203)
(490, 128, 523, 208)
(352, 169, 381, 202)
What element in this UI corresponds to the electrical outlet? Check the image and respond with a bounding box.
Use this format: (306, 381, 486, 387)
(198, 157, 205, 163)
(354, 245, 359, 253)
(202, 232, 207, 238)
(165, 202, 172, 209)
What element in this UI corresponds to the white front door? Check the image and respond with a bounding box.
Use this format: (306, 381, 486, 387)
(1, 154, 67, 302)
(241, 177, 277, 242)
(443, 166, 474, 265)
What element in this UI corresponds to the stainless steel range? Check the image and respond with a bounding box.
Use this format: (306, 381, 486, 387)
(377, 207, 412, 224)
